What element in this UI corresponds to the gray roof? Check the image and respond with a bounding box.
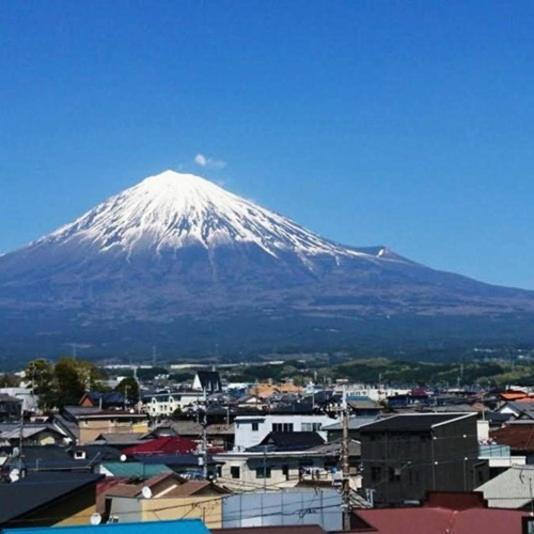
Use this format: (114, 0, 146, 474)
(93, 432, 146, 445)
(476, 465, 534, 508)
(358, 413, 475, 433)
(0, 394, 21, 404)
(306, 438, 361, 457)
(0, 471, 103, 525)
(347, 399, 380, 410)
(322, 416, 377, 431)
(169, 420, 203, 436)
(0, 424, 54, 441)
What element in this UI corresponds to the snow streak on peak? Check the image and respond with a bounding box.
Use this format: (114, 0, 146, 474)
(33, 169, 367, 261)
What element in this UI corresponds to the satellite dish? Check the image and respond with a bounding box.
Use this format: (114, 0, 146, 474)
(120, 454, 127, 462)
(141, 486, 152, 499)
(90, 513, 102, 525)
(9, 469, 20, 483)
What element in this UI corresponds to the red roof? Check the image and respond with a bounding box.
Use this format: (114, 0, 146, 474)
(122, 436, 197, 456)
(352, 507, 529, 534)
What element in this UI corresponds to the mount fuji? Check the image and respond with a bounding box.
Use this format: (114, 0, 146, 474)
(1, 170, 533, 360)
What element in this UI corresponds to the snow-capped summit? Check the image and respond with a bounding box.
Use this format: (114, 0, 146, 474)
(34, 169, 367, 261)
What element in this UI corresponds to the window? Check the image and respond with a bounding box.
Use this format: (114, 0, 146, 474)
(230, 466, 240, 479)
(302, 423, 322, 432)
(371, 466, 381, 482)
(251, 422, 259, 431)
(272, 423, 294, 433)
(256, 467, 271, 479)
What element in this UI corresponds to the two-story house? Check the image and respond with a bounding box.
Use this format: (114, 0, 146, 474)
(233, 413, 336, 451)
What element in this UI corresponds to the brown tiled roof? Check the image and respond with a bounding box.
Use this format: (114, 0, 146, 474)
(491, 423, 534, 451)
(164, 480, 229, 497)
(105, 482, 142, 498)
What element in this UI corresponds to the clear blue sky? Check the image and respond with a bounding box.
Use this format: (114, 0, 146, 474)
(1, 1, 533, 288)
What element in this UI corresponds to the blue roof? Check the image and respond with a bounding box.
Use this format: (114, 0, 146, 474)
(1, 519, 209, 534)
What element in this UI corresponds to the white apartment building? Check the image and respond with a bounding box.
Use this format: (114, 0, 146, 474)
(142, 391, 204, 417)
(233, 414, 336, 451)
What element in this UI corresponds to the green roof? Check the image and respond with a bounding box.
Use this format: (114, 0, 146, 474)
(101, 461, 172, 478)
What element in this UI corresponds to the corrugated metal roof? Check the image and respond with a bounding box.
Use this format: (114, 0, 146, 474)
(354, 507, 530, 534)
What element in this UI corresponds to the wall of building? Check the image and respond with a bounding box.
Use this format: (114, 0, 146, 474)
(360, 415, 485, 506)
(217, 454, 332, 491)
(108, 496, 143, 523)
(222, 489, 341, 530)
(141, 496, 223, 528)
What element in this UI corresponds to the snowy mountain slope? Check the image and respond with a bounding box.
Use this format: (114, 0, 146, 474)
(1, 169, 534, 358)
(32, 170, 372, 259)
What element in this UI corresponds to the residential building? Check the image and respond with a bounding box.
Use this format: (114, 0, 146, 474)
(0, 394, 21, 422)
(193, 371, 222, 394)
(359, 413, 488, 506)
(0, 423, 67, 448)
(142, 392, 203, 417)
(106, 474, 228, 527)
(58, 406, 148, 445)
(233, 414, 335, 450)
(2, 444, 121, 474)
(214, 434, 360, 491)
(476, 465, 534, 509)
(0, 388, 38, 414)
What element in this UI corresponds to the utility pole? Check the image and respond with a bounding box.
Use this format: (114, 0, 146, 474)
(341, 386, 351, 531)
(201, 387, 208, 479)
(124, 385, 130, 410)
(18, 401, 24, 458)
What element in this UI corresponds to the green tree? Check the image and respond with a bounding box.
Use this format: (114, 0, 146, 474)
(54, 358, 86, 407)
(115, 377, 139, 405)
(25, 359, 57, 411)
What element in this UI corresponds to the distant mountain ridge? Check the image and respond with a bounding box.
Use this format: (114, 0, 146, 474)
(1, 170, 533, 360)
